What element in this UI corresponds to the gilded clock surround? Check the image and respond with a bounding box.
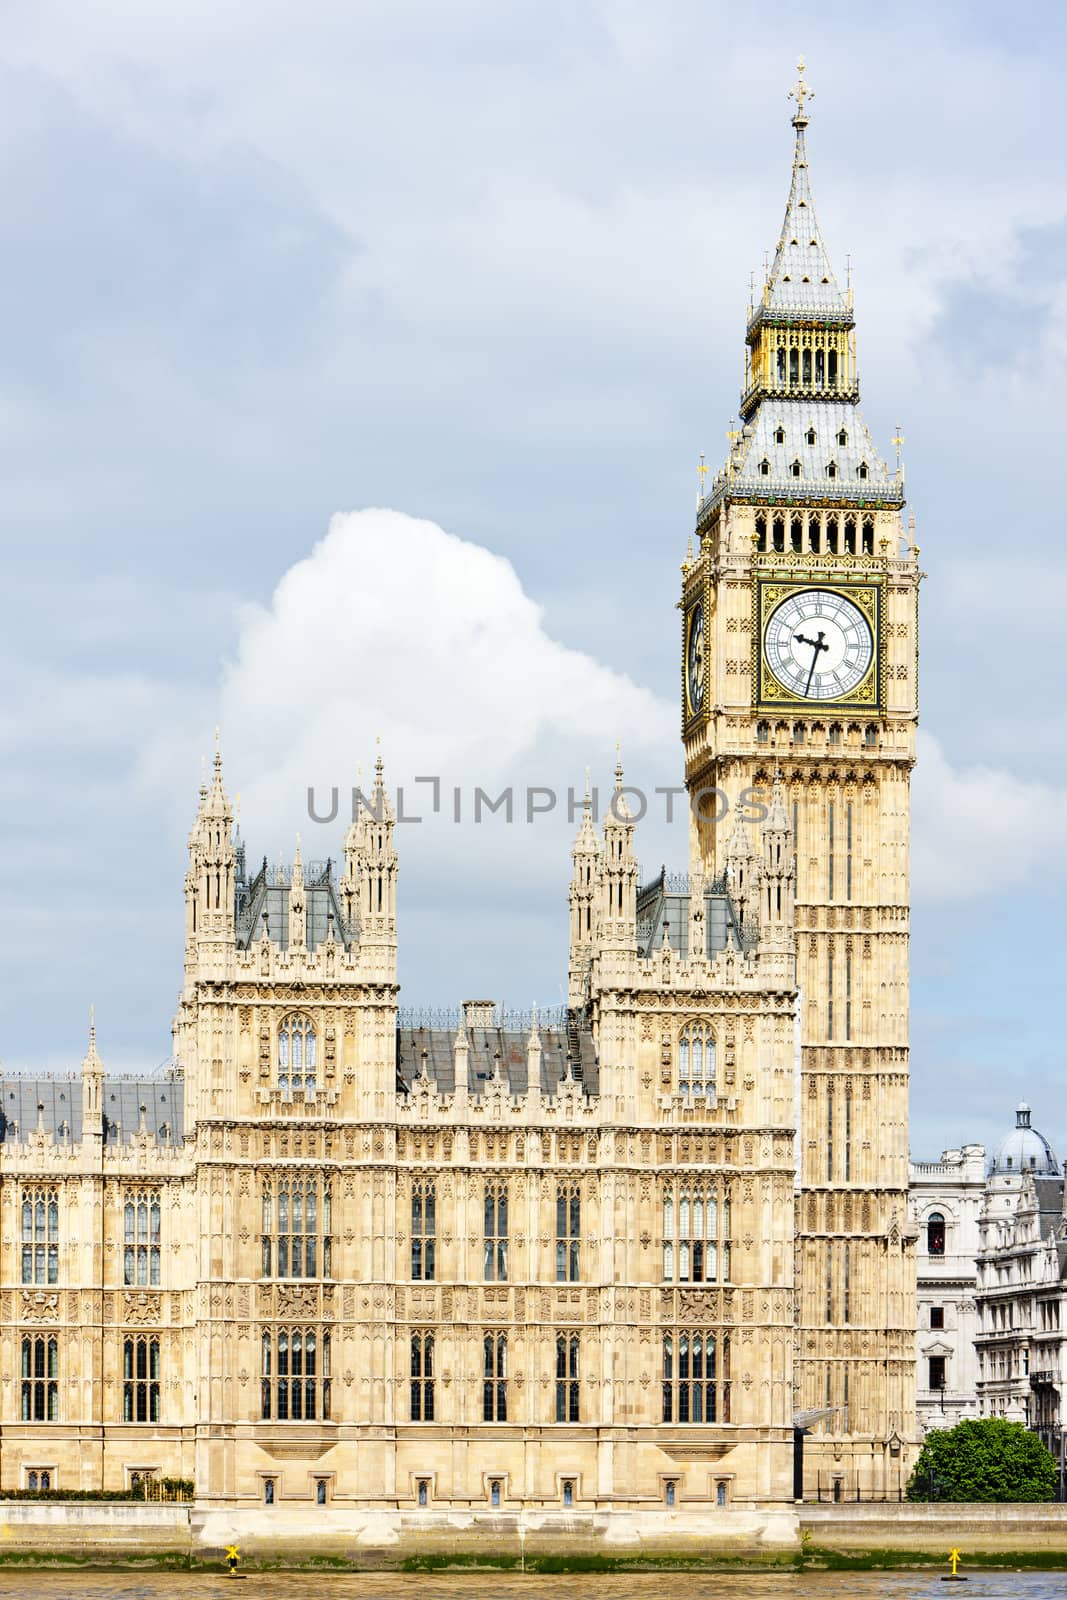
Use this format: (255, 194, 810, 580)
(754, 576, 883, 712)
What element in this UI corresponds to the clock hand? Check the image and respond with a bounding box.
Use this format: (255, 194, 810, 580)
(798, 629, 829, 697)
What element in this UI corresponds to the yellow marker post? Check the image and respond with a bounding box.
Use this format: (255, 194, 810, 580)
(226, 1544, 242, 1579)
(941, 1546, 967, 1582)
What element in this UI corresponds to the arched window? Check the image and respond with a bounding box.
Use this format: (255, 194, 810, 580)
(927, 1212, 946, 1257)
(826, 461, 838, 480)
(662, 1330, 730, 1423)
(806, 427, 816, 445)
(261, 1175, 332, 1279)
(837, 428, 848, 446)
(21, 1188, 59, 1286)
(759, 458, 770, 477)
(857, 461, 869, 481)
(677, 1023, 715, 1099)
(261, 1327, 329, 1420)
(124, 1189, 161, 1286)
(483, 1332, 507, 1421)
(663, 1179, 730, 1283)
(21, 1336, 58, 1420)
(123, 1336, 161, 1422)
(410, 1331, 434, 1420)
(790, 459, 802, 480)
(278, 1014, 317, 1098)
(755, 513, 767, 551)
(774, 424, 786, 445)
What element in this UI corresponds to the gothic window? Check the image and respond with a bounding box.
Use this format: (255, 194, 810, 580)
(26, 1470, 52, 1491)
(261, 1176, 331, 1279)
(410, 1331, 435, 1421)
(826, 461, 838, 480)
(556, 1184, 581, 1282)
(677, 1022, 715, 1099)
(261, 1327, 329, 1420)
(21, 1188, 59, 1286)
(759, 457, 770, 477)
(123, 1189, 161, 1287)
(663, 1179, 730, 1283)
(662, 1331, 730, 1423)
(862, 516, 874, 554)
(412, 1180, 436, 1281)
(278, 1014, 317, 1098)
(927, 1213, 946, 1257)
(756, 721, 770, 744)
(857, 461, 869, 481)
(772, 514, 785, 553)
(755, 513, 767, 551)
(826, 515, 839, 554)
(555, 1332, 580, 1421)
(774, 424, 786, 444)
(844, 516, 856, 554)
(123, 1337, 160, 1422)
(790, 459, 802, 479)
(776, 346, 786, 384)
(665, 1480, 676, 1507)
(21, 1336, 58, 1421)
(837, 428, 848, 446)
(484, 1182, 508, 1282)
(791, 515, 803, 552)
(827, 350, 838, 388)
(483, 1332, 508, 1421)
(806, 426, 816, 445)
(815, 347, 825, 387)
(789, 348, 799, 385)
(802, 348, 812, 386)
(562, 1478, 575, 1507)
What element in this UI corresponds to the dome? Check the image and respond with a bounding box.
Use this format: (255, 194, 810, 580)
(990, 1102, 1060, 1177)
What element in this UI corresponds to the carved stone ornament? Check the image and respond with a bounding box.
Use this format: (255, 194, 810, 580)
(21, 1290, 60, 1323)
(122, 1292, 162, 1326)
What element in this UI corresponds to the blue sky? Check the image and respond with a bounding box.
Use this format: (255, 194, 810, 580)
(1, 1, 1064, 1162)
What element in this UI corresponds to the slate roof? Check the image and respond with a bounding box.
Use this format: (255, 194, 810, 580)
(635, 871, 753, 960)
(757, 124, 850, 324)
(0, 1076, 185, 1147)
(234, 852, 350, 951)
(728, 399, 898, 503)
(396, 1023, 598, 1098)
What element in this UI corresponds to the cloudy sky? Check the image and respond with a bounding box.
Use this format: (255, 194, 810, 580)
(1, 1, 1064, 1161)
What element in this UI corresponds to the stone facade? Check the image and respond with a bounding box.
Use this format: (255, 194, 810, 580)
(0, 64, 917, 1515)
(908, 1144, 985, 1430)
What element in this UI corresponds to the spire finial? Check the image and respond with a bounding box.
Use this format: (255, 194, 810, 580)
(89, 1003, 95, 1046)
(788, 55, 813, 128)
(614, 740, 623, 792)
(584, 766, 592, 806)
(213, 724, 222, 775)
(696, 450, 708, 509)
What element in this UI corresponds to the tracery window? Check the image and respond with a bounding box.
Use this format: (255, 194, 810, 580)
(663, 1180, 731, 1283)
(484, 1182, 509, 1282)
(278, 1013, 317, 1097)
(411, 1180, 436, 1281)
(555, 1184, 581, 1282)
(123, 1189, 161, 1287)
(662, 1330, 730, 1423)
(410, 1331, 435, 1420)
(21, 1188, 59, 1286)
(261, 1327, 330, 1420)
(555, 1332, 580, 1422)
(677, 1022, 715, 1099)
(261, 1176, 332, 1279)
(123, 1337, 161, 1422)
(483, 1332, 508, 1421)
(21, 1336, 58, 1421)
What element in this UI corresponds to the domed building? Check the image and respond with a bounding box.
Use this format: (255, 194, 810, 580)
(989, 1103, 1060, 1179)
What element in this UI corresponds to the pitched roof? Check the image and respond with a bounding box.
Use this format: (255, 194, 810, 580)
(759, 121, 850, 322)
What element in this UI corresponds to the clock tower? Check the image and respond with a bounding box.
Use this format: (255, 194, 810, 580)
(682, 61, 920, 1493)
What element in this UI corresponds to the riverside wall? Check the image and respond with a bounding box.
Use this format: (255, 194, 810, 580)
(3, 1500, 1067, 1566)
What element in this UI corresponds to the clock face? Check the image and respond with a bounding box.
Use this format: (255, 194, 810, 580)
(764, 588, 873, 701)
(686, 603, 705, 716)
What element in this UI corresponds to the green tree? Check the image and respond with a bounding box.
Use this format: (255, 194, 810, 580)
(907, 1418, 1057, 1503)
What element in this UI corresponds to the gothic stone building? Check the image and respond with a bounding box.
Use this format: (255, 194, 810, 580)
(0, 65, 918, 1514)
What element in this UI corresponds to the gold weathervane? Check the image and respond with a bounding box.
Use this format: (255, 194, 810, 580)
(788, 56, 813, 124)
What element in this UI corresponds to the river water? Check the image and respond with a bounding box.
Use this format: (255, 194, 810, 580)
(0, 1574, 1061, 1600)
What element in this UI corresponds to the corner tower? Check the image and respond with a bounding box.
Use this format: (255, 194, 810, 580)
(682, 60, 920, 1494)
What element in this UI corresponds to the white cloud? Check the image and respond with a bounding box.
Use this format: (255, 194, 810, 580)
(912, 729, 1067, 901)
